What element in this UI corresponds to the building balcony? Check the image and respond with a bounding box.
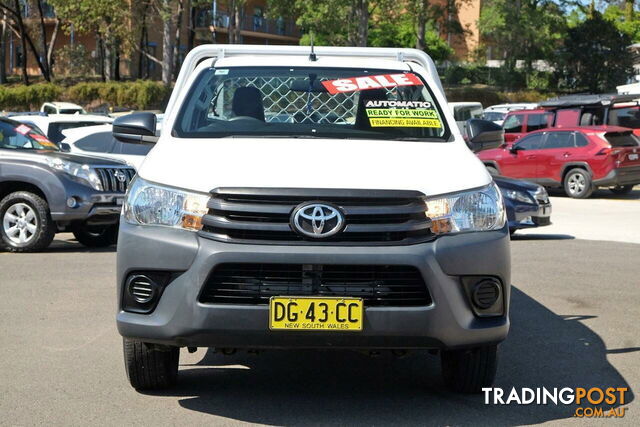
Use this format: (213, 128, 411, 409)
(194, 9, 301, 41)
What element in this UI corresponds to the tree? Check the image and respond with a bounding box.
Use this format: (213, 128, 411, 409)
(268, 0, 382, 47)
(48, 0, 131, 81)
(368, 3, 453, 60)
(227, 0, 246, 43)
(478, 0, 566, 72)
(603, 0, 640, 42)
(0, 0, 62, 82)
(555, 9, 634, 92)
(0, 10, 7, 83)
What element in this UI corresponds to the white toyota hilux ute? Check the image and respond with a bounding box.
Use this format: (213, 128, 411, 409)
(114, 45, 510, 393)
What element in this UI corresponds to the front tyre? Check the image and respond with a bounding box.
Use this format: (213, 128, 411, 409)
(0, 191, 55, 252)
(71, 223, 118, 247)
(486, 166, 499, 176)
(563, 168, 594, 199)
(123, 338, 179, 390)
(441, 345, 498, 393)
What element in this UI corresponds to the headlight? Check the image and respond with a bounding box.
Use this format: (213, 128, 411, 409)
(123, 177, 210, 231)
(425, 183, 505, 235)
(501, 188, 534, 203)
(47, 158, 103, 191)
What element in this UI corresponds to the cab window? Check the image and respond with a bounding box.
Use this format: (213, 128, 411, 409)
(74, 132, 115, 153)
(453, 105, 483, 121)
(174, 66, 450, 142)
(526, 113, 553, 132)
(575, 132, 589, 147)
(555, 108, 581, 127)
(503, 114, 524, 133)
(543, 132, 574, 149)
(608, 106, 640, 129)
(515, 133, 544, 150)
(0, 120, 58, 150)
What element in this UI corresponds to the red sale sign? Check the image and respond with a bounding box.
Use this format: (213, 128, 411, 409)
(15, 124, 31, 135)
(321, 73, 423, 94)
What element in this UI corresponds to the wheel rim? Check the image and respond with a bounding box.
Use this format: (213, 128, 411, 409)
(567, 173, 585, 195)
(2, 203, 38, 244)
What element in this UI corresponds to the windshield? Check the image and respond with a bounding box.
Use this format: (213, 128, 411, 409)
(174, 66, 450, 141)
(483, 111, 506, 121)
(608, 106, 640, 129)
(48, 122, 108, 143)
(0, 120, 58, 151)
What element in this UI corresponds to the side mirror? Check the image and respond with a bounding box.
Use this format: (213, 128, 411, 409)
(465, 119, 505, 152)
(510, 145, 522, 154)
(59, 142, 71, 152)
(113, 112, 158, 144)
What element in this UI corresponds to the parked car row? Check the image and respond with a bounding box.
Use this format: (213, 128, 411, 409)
(1, 97, 555, 253)
(480, 126, 640, 198)
(478, 94, 640, 198)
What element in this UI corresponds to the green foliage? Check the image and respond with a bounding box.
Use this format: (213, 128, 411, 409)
(367, 12, 453, 61)
(603, 3, 640, 42)
(54, 45, 95, 77)
(48, 0, 134, 54)
(442, 65, 534, 90)
(479, 0, 566, 71)
(555, 10, 634, 93)
(0, 84, 64, 110)
(268, 0, 351, 45)
(445, 86, 509, 106)
(445, 86, 555, 106)
(0, 81, 170, 111)
(270, 0, 454, 59)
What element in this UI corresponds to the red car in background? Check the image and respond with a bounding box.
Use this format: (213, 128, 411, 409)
(502, 109, 553, 143)
(478, 126, 640, 198)
(502, 94, 640, 143)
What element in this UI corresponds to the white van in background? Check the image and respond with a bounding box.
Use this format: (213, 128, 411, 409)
(448, 101, 483, 135)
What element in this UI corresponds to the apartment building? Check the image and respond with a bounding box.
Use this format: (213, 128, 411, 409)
(3, 0, 300, 80)
(2, 0, 484, 80)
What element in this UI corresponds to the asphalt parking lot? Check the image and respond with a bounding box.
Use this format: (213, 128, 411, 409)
(1, 190, 638, 425)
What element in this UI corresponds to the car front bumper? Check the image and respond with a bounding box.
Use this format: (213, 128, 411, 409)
(49, 177, 125, 225)
(508, 201, 552, 230)
(116, 223, 511, 350)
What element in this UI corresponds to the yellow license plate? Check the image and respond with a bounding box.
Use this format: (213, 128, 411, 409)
(269, 297, 363, 331)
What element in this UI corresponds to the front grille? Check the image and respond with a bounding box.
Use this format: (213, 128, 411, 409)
(95, 167, 136, 193)
(533, 188, 549, 204)
(199, 188, 433, 245)
(200, 263, 432, 307)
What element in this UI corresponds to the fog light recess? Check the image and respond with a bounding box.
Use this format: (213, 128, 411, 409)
(127, 275, 156, 304)
(461, 276, 505, 317)
(121, 270, 182, 314)
(472, 279, 501, 309)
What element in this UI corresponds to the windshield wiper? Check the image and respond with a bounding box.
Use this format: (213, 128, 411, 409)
(391, 136, 445, 142)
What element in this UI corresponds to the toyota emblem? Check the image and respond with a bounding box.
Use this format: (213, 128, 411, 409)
(291, 203, 344, 238)
(114, 170, 127, 183)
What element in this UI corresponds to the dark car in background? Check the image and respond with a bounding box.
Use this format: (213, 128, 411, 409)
(494, 176, 552, 234)
(0, 117, 135, 251)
